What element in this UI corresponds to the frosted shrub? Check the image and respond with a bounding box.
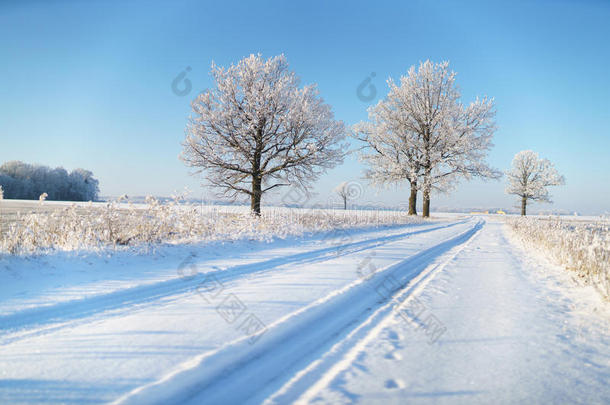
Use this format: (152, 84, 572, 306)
(508, 217, 610, 299)
(0, 196, 426, 255)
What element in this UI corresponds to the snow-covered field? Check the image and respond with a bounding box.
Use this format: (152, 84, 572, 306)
(0, 212, 608, 404)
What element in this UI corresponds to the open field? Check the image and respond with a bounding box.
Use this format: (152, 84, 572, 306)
(0, 200, 116, 241)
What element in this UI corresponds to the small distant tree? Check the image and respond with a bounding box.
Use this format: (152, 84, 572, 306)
(505, 150, 565, 216)
(181, 54, 347, 215)
(334, 182, 354, 210)
(334, 182, 349, 210)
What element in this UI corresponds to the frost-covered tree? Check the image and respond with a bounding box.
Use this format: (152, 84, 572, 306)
(353, 96, 423, 215)
(505, 150, 565, 216)
(334, 182, 349, 210)
(334, 182, 361, 210)
(354, 60, 499, 217)
(68, 168, 99, 201)
(181, 54, 347, 215)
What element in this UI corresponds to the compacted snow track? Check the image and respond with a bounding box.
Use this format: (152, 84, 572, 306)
(116, 220, 482, 404)
(1, 217, 608, 404)
(289, 218, 610, 405)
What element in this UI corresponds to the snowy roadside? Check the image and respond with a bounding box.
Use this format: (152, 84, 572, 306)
(503, 221, 610, 328)
(0, 198, 433, 254)
(504, 215, 610, 300)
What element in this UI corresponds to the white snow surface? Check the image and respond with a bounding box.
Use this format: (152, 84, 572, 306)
(0, 216, 608, 404)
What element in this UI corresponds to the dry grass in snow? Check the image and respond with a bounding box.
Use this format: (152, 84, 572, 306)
(508, 216, 610, 299)
(0, 196, 426, 255)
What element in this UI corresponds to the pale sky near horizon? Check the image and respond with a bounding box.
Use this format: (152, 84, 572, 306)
(1, 0, 609, 214)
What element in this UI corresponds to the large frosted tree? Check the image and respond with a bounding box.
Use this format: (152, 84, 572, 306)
(505, 150, 565, 215)
(355, 60, 499, 217)
(354, 113, 422, 215)
(182, 54, 346, 215)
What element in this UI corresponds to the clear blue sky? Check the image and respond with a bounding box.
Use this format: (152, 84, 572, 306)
(1, 0, 609, 214)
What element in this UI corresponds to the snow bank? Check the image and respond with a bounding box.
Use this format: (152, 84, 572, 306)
(507, 216, 610, 299)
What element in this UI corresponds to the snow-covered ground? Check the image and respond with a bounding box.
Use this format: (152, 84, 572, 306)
(0, 216, 608, 404)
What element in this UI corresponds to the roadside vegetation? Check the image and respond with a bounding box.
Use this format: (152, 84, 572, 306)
(0, 197, 427, 255)
(508, 216, 610, 299)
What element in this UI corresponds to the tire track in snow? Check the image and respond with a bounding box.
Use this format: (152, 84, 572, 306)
(0, 220, 468, 341)
(113, 219, 483, 405)
(271, 219, 485, 404)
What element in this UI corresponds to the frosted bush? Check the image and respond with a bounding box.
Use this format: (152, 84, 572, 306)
(508, 217, 610, 299)
(0, 196, 426, 255)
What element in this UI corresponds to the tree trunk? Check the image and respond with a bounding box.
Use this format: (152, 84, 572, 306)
(521, 196, 527, 216)
(343, 196, 347, 210)
(422, 130, 431, 218)
(408, 181, 417, 215)
(251, 176, 262, 216)
(422, 187, 430, 218)
(250, 127, 263, 216)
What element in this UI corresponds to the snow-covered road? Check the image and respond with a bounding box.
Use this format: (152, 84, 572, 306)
(0, 217, 608, 404)
(296, 219, 610, 405)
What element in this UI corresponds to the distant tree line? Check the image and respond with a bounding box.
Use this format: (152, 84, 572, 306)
(0, 161, 99, 201)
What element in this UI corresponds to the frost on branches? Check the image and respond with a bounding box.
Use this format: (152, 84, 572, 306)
(353, 104, 421, 215)
(354, 60, 500, 217)
(181, 54, 347, 215)
(505, 150, 565, 215)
